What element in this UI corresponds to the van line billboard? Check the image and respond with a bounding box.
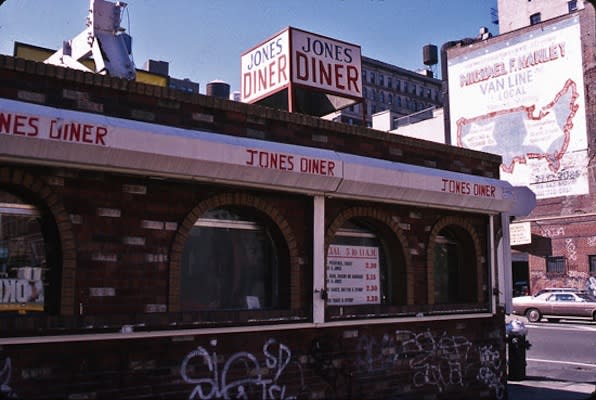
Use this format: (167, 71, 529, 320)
(448, 16, 587, 199)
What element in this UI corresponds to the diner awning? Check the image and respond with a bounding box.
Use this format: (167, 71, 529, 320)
(0, 98, 534, 214)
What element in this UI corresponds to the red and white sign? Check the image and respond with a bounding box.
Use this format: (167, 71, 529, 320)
(241, 30, 290, 103)
(290, 29, 362, 98)
(326, 245, 380, 305)
(241, 27, 362, 103)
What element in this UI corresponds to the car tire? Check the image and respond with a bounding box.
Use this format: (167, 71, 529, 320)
(526, 308, 541, 322)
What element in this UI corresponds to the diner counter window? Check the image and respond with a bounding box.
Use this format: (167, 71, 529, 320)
(180, 207, 290, 313)
(0, 191, 54, 314)
(326, 214, 409, 320)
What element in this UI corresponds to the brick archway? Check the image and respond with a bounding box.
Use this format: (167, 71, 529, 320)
(0, 167, 77, 316)
(325, 206, 413, 304)
(427, 216, 484, 305)
(168, 192, 300, 312)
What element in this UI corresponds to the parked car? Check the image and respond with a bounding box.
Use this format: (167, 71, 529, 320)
(511, 291, 596, 323)
(532, 287, 582, 297)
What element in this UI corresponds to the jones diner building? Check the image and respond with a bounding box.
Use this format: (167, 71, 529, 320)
(0, 54, 533, 399)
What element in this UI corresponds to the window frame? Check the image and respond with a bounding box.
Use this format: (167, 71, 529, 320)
(546, 256, 566, 274)
(588, 255, 596, 274)
(530, 12, 541, 25)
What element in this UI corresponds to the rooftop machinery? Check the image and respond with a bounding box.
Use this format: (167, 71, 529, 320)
(44, 0, 136, 80)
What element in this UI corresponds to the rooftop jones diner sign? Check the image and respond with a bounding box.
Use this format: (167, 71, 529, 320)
(241, 27, 363, 103)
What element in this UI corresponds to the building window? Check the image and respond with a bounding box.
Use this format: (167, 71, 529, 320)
(369, 72, 376, 84)
(433, 226, 479, 304)
(589, 255, 596, 274)
(387, 94, 393, 105)
(180, 207, 289, 311)
(379, 74, 384, 86)
(396, 96, 401, 107)
(326, 216, 407, 319)
(530, 12, 541, 25)
(546, 256, 566, 274)
(387, 77, 392, 88)
(0, 191, 49, 313)
(362, 70, 367, 81)
(396, 80, 401, 91)
(379, 91, 385, 104)
(568, 0, 578, 12)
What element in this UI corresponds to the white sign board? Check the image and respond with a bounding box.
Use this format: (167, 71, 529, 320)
(290, 29, 362, 99)
(448, 16, 588, 199)
(510, 222, 532, 245)
(241, 30, 290, 103)
(326, 245, 380, 305)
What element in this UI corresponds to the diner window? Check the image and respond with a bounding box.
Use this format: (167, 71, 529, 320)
(546, 256, 566, 274)
(433, 227, 478, 303)
(326, 218, 407, 319)
(0, 191, 56, 314)
(530, 12, 541, 25)
(180, 207, 289, 311)
(568, 0, 577, 12)
(590, 255, 596, 274)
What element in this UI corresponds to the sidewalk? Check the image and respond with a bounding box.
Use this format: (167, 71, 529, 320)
(508, 378, 596, 400)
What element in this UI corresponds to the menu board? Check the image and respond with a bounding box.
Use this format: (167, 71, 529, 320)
(326, 244, 380, 305)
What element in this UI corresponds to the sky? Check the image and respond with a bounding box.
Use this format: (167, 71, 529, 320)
(0, 0, 497, 94)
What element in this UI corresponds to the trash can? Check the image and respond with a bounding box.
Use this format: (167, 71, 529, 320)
(506, 319, 531, 381)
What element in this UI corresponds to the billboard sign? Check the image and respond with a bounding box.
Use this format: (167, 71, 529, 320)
(241, 27, 362, 104)
(290, 28, 362, 98)
(448, 16, 588, 199)
(241, 30, 290, 103)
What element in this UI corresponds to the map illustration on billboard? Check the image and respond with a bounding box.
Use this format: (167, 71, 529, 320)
(448, 16, 587, 199)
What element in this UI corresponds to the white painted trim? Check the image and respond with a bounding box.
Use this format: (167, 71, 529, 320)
(501, 214, 513, 313)
(312, 195, 325, 323)
(0, 313, 495, 345)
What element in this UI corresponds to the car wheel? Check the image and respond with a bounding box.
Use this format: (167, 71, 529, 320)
(526, 308, 541, 322)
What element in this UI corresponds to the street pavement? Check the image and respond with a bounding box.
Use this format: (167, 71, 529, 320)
(508, 378, 595, 399)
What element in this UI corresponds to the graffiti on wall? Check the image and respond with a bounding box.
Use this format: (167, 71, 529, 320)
(477, 345, 505, 400)
(355, 330, 505, 400)
(1, 355, 17, 399)
(180, 338, 305, 400)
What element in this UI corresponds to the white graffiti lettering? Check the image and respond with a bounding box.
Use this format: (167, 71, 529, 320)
(565, 238, 577, 261)
(0, 356, 16, 398)
(180, 338, 303, 400)
(477, 345, 505, 400)
(355, 329, 504, 398)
